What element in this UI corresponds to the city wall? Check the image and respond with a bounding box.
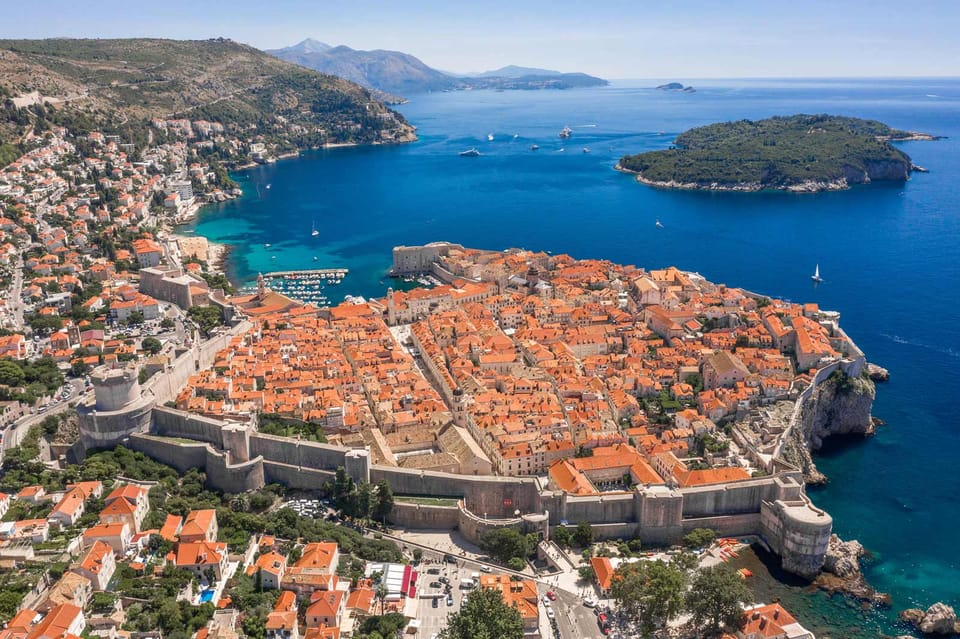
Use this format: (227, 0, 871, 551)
(83, 387, 834, 573)
(388, 502, 459, 530)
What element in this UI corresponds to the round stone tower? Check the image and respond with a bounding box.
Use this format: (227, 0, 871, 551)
(77, 365, 155, 452)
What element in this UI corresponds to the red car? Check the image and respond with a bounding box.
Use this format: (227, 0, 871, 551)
(546, 591, 557, 601)
(598, 613, 610, 635)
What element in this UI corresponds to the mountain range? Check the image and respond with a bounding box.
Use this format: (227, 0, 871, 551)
(0, 38, 413, 151)
(267, 39, 607, 99)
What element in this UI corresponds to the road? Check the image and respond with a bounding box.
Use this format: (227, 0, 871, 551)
(375, 529, 602, 639)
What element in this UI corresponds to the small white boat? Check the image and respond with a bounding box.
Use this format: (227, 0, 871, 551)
(559, 126, 572, 138)
(811, 264, 824, 283)
(530, 144, 539, 151)
(514, 133, 519, 139)
(655, 219, 664, 229)
(265, 184, 271, 190)
(582, 147, 590, 154)
(311, 220, 319, 237)
(487, 133, 494, 141)
(264, 243, 271, 248)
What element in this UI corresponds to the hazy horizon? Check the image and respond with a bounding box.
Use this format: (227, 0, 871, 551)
(3, 0, 959, 78)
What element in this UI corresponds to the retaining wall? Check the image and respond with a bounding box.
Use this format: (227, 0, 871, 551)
(389, 502, 459, 530)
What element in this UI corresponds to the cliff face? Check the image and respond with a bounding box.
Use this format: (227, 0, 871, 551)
(842, 159, 912, 184)
(782, 372, 875, 484)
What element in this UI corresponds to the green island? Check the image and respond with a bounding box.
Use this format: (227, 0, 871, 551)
(618, 114, 936, 192)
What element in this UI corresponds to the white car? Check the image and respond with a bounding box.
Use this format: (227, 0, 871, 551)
(583, 597, 597, 608)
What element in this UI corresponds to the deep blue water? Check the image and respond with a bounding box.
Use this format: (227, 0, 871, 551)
(188, 78, 960, 636)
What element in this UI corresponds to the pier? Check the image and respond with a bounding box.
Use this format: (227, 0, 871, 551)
(263, 268, 348, 279)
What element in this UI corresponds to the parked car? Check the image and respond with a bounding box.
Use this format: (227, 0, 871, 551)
(546, 590, 557, 601)
(446, 596, 454, 607)
(432, 597, 438, 608)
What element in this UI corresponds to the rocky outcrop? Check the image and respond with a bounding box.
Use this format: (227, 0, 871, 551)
(785, 371, 875, 484)
(899, 603, 960, 635)
(867, 362, 890, 382)
(815, 534, 890, 606)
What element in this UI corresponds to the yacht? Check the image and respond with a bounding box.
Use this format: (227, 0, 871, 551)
(530, 144, 539, 151)
(655, 219, 664, 229)
(559, 126, 572, 139)
(264, 243, 271, 248)
(582, 147, 590, 154)
(459, 148, 481, 157)
(311, 220, 319, 237)
(265, 184, 271, 190)
(811, 264, 824, 283)
(487, 133, 494, 142)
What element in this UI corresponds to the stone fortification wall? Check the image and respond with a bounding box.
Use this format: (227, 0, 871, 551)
(760, 497, 833, 579)
(142, 322, 248, 406)
(262, 461, 336, 490)
(248, 433, 349, 471)
(128, 433, 208, 472)
(206, 449, 265, 494)
(370, 466, 540, 518)
(679, 477, 781, 518)
(127, 397, 832, 575)
(77, 395, 154, 451)
(128, 433, 265, 493)
(555, 492, 637, 525)
(153, 407, 225, 448)
(389, 502, 459, 530)
(681, 513, 761, 538)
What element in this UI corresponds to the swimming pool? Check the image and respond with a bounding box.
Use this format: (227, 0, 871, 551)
(199, 589, 215, 603)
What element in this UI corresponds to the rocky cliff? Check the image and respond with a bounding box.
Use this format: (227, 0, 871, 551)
(781, 371, 875, 484)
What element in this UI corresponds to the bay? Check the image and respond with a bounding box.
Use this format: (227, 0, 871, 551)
(187, 78, 960, 636)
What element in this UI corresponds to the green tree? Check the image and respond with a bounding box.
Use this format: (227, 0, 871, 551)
(142, 337, 162, 354)
(683, 527, 717, 549)
(572, 521, 594, 548)
(160, 317, 175, 330)
(0, 360, 25, 387)
(479, 528, 532, 564)
(372, 480, 394, 523)
(187, 305, 224, 337)
(685, 565, 753, 636)
(552, 525, 571, 548)
(611, 560, 686, 636)
(440, 586, 523, 639)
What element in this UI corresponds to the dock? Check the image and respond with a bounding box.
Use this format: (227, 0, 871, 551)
(263, 268, 348, 278)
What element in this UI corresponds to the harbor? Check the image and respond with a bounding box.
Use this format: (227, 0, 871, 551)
(239, 268, 350, 306)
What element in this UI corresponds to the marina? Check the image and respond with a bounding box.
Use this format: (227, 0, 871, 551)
(239, 268, 350, 306)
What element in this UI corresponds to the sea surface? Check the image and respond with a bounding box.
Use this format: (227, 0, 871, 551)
(187, 78, 960, 637)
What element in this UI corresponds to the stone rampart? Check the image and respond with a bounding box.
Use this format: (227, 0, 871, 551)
(77, 395, 154, 451)
(262, 461, 336, 490)
(206, 449, 265, 494)
(153, 407, 226, 448)
(389, 502, 459, 530)
(680, 478, 780, 518)
(249, 433, 349, 470)
(128, 433, 209, 472)
(370, 466, 540, 518)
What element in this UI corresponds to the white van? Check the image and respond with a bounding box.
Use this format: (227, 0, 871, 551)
(460, 578, 476, 589)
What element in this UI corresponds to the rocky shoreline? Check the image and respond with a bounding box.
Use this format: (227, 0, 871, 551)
(816, 535, 891, 607)
(615, 163, 856, 193)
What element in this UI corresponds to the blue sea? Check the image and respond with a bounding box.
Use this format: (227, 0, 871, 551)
(188, 78, 960, 636)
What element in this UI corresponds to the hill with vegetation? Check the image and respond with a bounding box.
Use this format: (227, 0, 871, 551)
(0, 38, 415, 156)
(268, 39, 607, 98)
(618, 114, 933, 192)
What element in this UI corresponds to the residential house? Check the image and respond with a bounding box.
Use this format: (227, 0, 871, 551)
(737, 603, 814, 639)
(99, 484, 149, 533)
(72, 540, 116, 591)
(174, 541, 229, 581)
(40, 572, 92, 613)
(82, 522, 131, 553)
(251, 551, 286, 590)
(305, 590, 345, 629)
(48, 488, 86, 527)
(180, 509, 218, 543)
(283, 542, 339, 597)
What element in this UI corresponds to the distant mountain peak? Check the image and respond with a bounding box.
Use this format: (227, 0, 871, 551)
(267, 41, 607, 96)
(273, 38, 331, 55)
(472, 65, 562, 78)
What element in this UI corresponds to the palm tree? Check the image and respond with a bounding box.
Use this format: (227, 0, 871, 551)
(375, 583, 388, 615)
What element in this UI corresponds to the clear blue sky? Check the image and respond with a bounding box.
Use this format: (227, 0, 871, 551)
(4, 0, 958, 78)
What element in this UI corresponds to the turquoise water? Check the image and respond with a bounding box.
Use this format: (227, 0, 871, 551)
(188, 79, 960, 636)
(200, 589, 215, 603)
